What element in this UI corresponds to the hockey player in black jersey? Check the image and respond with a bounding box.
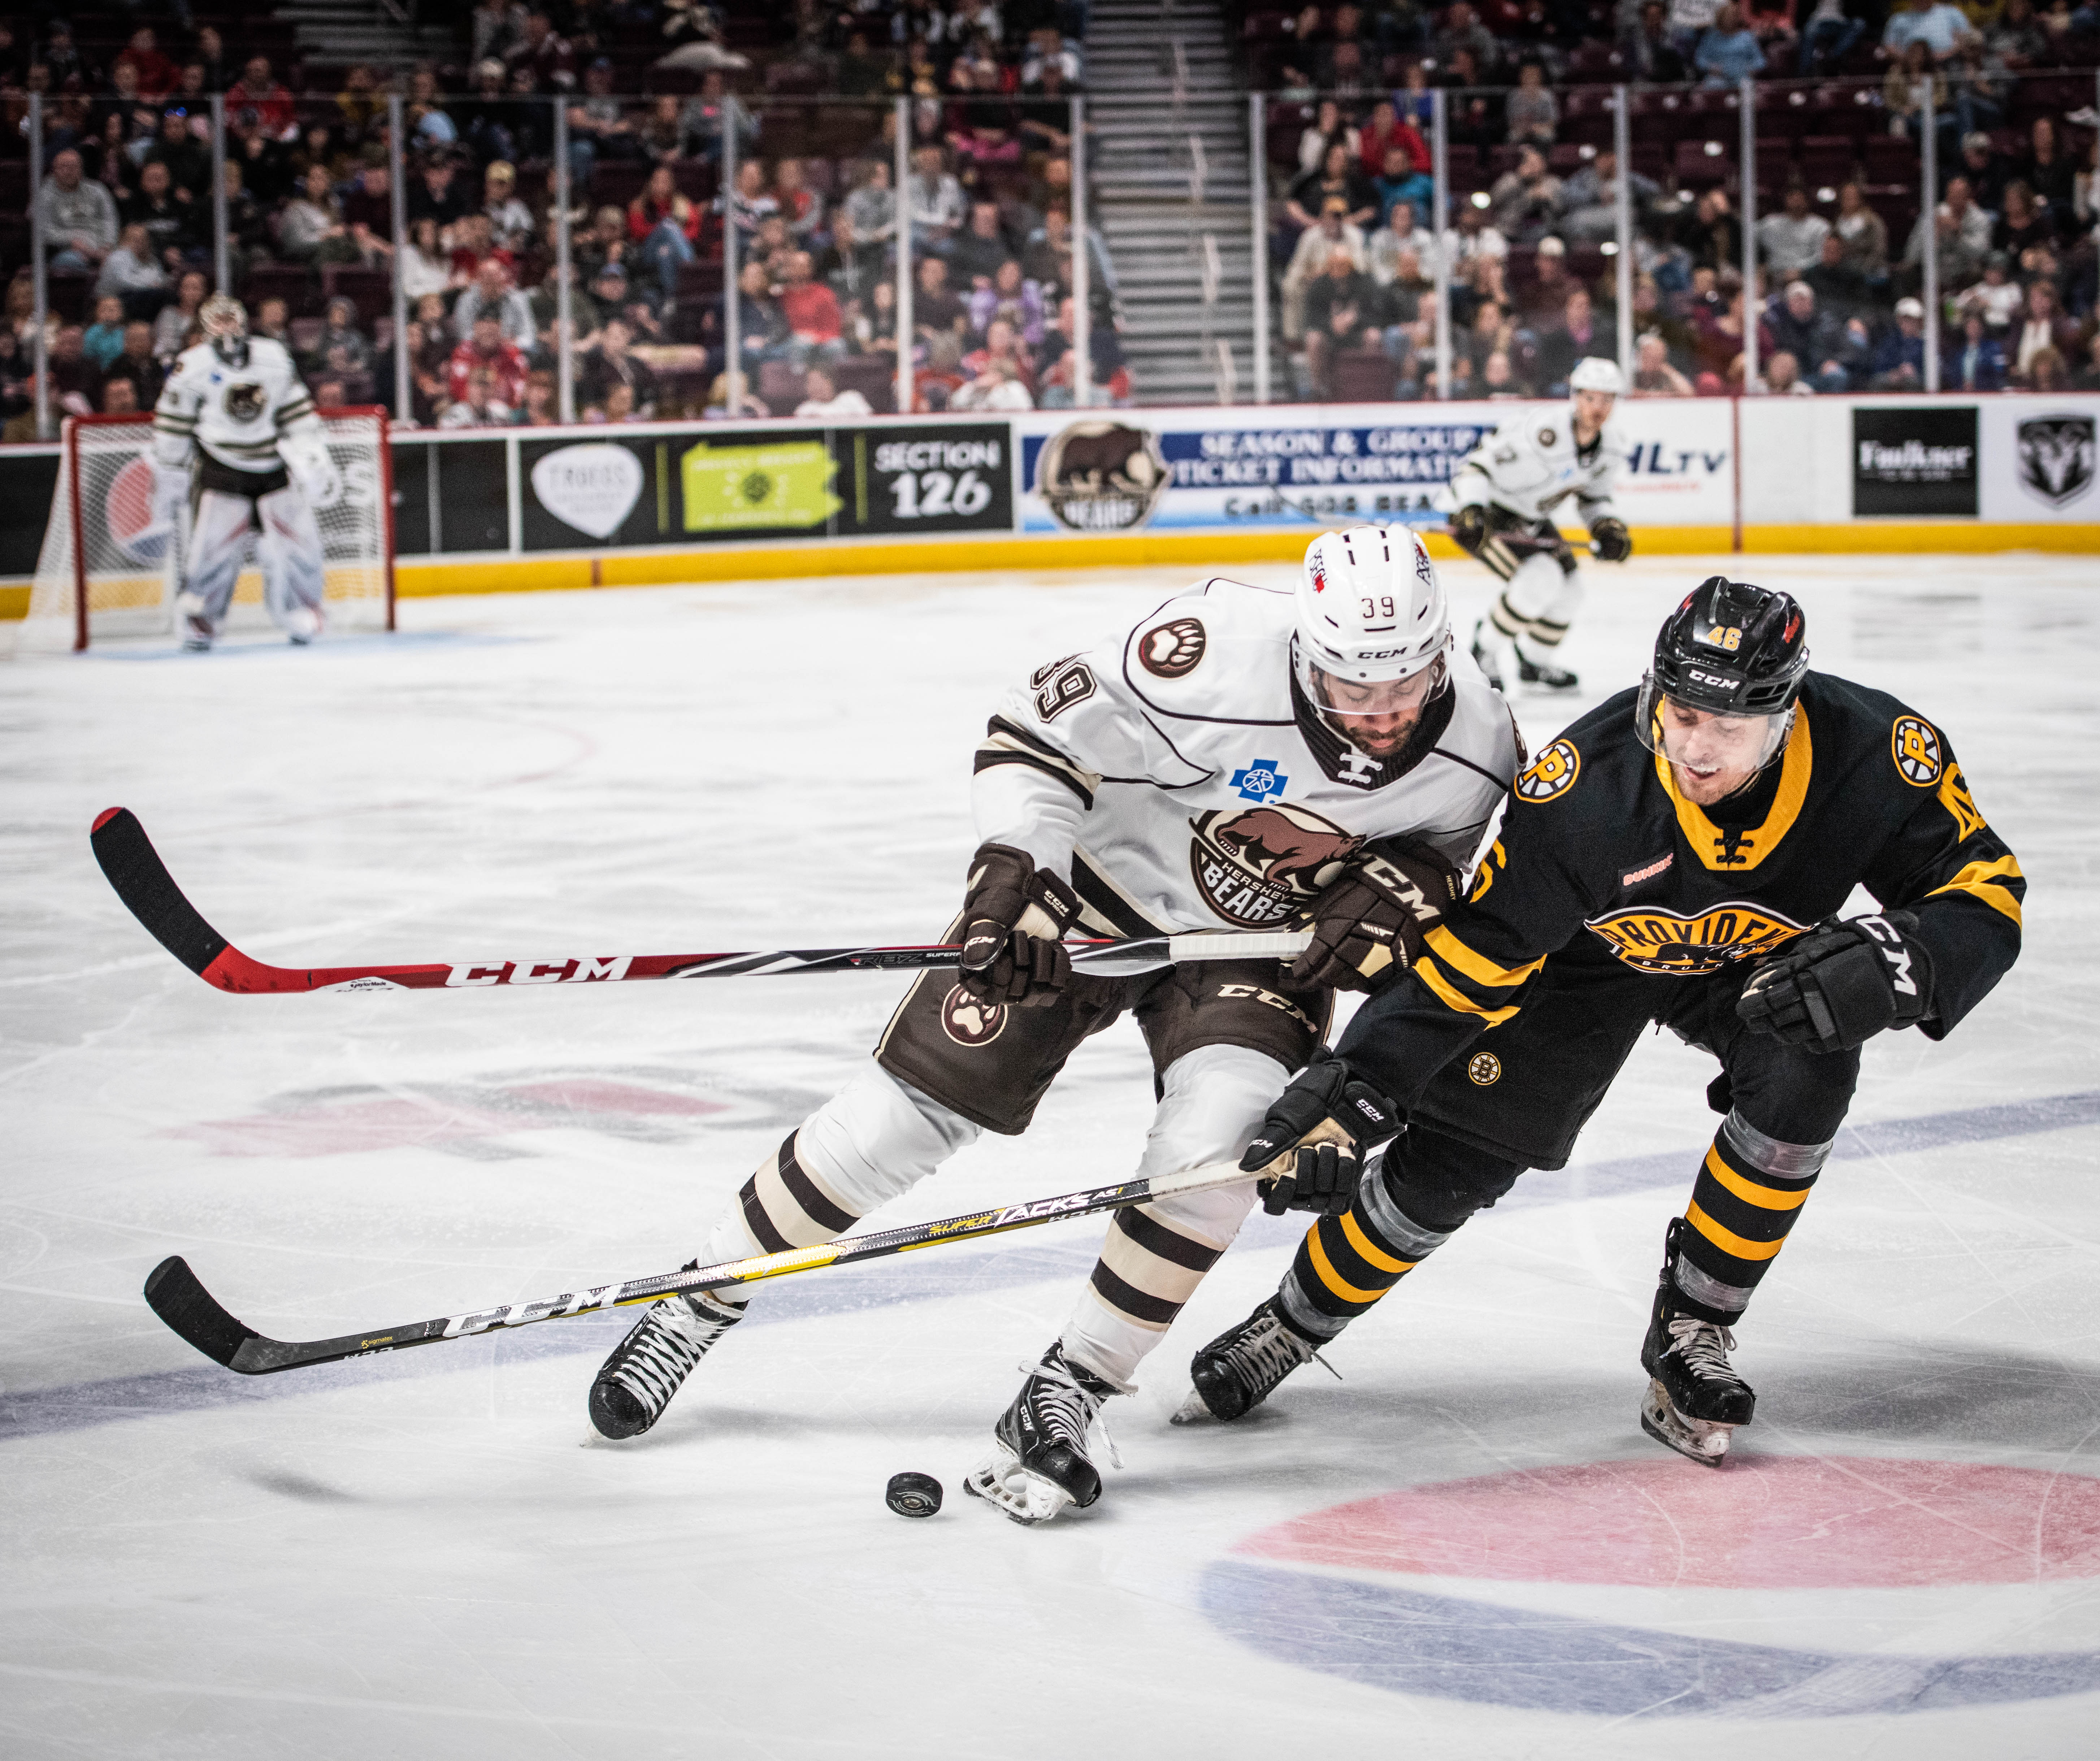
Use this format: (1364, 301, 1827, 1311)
(1180, 577, 2025, 1463)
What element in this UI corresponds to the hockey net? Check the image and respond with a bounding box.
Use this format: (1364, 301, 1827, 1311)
(21, 408, 395, 651)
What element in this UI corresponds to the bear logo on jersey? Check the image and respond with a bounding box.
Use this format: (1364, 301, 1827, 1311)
(225, 382, 267, 423)
(1891, 715, 1943, 786)
(1138, 617, 1207, 678)
(1189, 804, 1363, 928)
(1585, 903, 1807, 975)
(940, 985, 1008, 1047)
(1515, 739, 1581, 803)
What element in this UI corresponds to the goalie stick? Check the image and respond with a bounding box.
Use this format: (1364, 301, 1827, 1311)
(91, 807, 1310, 993)
(144, 1157, 1251, 1376)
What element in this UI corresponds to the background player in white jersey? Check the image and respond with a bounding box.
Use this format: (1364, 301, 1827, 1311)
(1449, 354, 1632, 694)
(151, 295, 343, 652)
(587, 527, 1521, 1522)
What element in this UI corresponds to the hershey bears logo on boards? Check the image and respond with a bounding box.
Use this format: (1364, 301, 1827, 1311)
(1891, 715, 1943, 786)
(1138, 617, 1207, 678)
(1189, 803, 1363, 928)
(1036, 421, 1168, 533)
(940, 985, 1007, 1047)
(224, 382, 267, 423)
(1585, 903, 1807, 975)
(2017, 415, 2096, 509)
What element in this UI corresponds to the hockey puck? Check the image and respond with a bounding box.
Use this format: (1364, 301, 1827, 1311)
(886, 1471, 943, 1518)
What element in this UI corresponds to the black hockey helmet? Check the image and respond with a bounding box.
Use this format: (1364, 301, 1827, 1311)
(1637, 578, 1808, 771)
(1651, 577, 1808, 715)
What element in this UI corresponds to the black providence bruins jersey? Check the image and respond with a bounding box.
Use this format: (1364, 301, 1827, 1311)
(1336, 670, 2025, 1104)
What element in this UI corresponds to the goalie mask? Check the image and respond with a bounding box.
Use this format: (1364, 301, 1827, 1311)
(199, 293, 250, 368)
(1293, 524, 1452, 726)
(1636, 577, 1809, 777)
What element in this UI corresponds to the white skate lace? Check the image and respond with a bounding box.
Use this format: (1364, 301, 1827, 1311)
(1666, 1315, 1741, 1385)
(611, 1296, 738, 1415)
(1021, 1356, 1123, 1471)
(1217, 1313, 1341, 1397)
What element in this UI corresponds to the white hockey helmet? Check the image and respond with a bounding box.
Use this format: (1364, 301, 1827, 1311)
(199, 293, 250, 367)
(1293, 524, 1451, 722)
(1569, 355, 1626, 397)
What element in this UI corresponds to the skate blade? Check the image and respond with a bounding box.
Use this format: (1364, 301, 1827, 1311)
(1640, 1378, 1734, 1467)
(962, 1448, 1076, 1527)
(1170, 1387, 1218, 1426)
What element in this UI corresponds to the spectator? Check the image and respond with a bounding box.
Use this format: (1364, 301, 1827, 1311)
(1952, 131, 2012, 216)
(845, 159, 898, 250)
(1558, 148, 1658, 243)
(83, 296, 129, 370)
(1803, 232, 1872, 317)
(1761, 349, 1813, 394)
(1944, 310, 2007, 388)
(482, 161, 536, 255)
(1373, 143, 1435, 231)
(913, 253, 971, 343)
(455, 259, 537, 351)
(1358, 101, 1429, 184)
(49, 324, 101, 417)
(254, 297, 296, 349)
(1766, 279, 1856, 390)
(309, 296, 375, 398)
(1696, 3, 1768, 82)
(529, 261, 600, 348)
(101, 377, 141, 415)
(629, 165, 703, 302)
(1869, 296, 1931, 388)
(2025, 346, 2068, 393)
(705, 368, 771, 420)
(732, 261, 792, 376)
(1515, 234, 1576, 325)
(1368, 200, 1434, 287)
(2072, 332, 2100, 391)
(1298, 100, 1360, 176)
(775, 159, 825, 244)
(1505, 62, 1559, 146)
(1291, 142, 1378, 233)
(279, 164, 357, 266)
(441, 364, 514, 428)
(398, 217, 459, 301)
(514, 366, 560, 426)
(579, 316, 658, 418)
(1624, 1, 1691, 79)
(1756, 184, 1831, 279)
(794, 365, 874, 418)
(227, 57, 296, 140)
(1632, 333, 1696, 395)
(575, 205, 632, 282)
(1797, 0, 1866, 70)
(448, 313, 530, 407)
(907, 146, 968, 256)
(42, 148, 122, 271)
(1831, 182, 1889, 283)
(567, 58, 637, 189)
(151, 270, 209, 363)
(1994, 180, 2056, 259)
(115, 28, 179, 101)
(2012, 279, 2078, 383)
(1905, 175, 1992, 291)
(1954, 251, 2025, 330)
(848, 278, 900, 359)
(221, 161, 273, 278)
(474, 0, 530, 65)
(1280, 199, 1368, 339)
(405, 67, 458, 151)
(963, 317, 1036, 393)
(1304, 246, 1384, 400)
(1489, 147, 1563, 243)
(508, 10, 577, 93)
(953, 202, 1015, 286)
(1035, 295, 1130, 407)
(1986, 0, 2048, 66)
(1674, 186, 1743, 273)
(949, 352, 1033, 409)
(144, 106, 210, 203)
(820, 209, 888, 306)
(1945, 34, 2008, 143)
(1667, 0, 1725, 58)
(968, 258, 1049, 347)
(1535, 286, 1608, 392)
(1433, 1, 1501, 73)
(103, 318, 166, 408)
(1884, 0, 1978, 56)
(776, 252, 846, 370)
(1882, 42, 1952, 149)
(409, 156, 472, 233)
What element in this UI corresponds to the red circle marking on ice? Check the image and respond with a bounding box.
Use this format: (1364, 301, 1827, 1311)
(1238, 1457, 2100, 1589)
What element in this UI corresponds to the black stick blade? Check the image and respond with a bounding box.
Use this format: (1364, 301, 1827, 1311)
(91, 808, 229, 977)
(144, 1256, 264, 1371)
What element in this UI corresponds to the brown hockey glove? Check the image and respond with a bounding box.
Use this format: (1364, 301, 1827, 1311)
(956, 842, 1082, 1007)
(1288, 840, 1461, 994)
(1449, 503, 1488, 559)
(1240, 1048, 1403, 1215)
(1589, 515, 1633, 563)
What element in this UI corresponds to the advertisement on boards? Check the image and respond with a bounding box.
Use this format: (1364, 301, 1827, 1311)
(1978, 401, 2099, 521)
(1851, 407, 1980, 517)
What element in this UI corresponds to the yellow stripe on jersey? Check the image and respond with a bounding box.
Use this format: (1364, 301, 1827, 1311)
(1656, 704, 1815, 872)
(1423, 924, 1548, 991)
(1413, 955, 1522, 1027)
(1685, 1200, 1787, 1261)
(1702, 1145, 1811, 1211)
(1928, 853, 2024, 926)
(1307, 1228, 1384, 1304)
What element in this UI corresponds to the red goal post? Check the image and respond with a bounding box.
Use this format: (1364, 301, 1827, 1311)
(23, 407, 396, 652)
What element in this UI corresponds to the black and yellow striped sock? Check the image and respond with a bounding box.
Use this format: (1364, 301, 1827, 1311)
(1670, 1111, 1833, 1323)
(1277, 1178, 1454, 1342)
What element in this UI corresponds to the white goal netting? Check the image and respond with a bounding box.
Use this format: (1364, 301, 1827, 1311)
(21, 409, 394, 651)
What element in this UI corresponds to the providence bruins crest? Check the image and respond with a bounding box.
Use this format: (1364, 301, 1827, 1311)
(1585, 903, 1807, 975)
(1189, 803, 1362, 927)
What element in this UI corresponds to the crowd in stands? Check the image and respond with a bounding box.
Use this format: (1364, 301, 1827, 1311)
(1256, 0, 2100, 398)
(4, 0, 1115, 435)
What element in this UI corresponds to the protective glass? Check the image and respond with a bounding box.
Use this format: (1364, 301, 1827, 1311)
(1301, 650, 1449, 719)
(1635, 675, 1792, 775)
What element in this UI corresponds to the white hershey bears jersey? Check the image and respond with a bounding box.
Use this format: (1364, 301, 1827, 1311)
(971, 577, 1522, 937)
(1446, 403, 1623, 526)
(153, 337, 319, 475)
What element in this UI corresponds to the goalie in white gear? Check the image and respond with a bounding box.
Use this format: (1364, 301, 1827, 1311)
(1448, 354, 1632, 694)
(151, 294, 342, 651)
(587, 526, 1522, 1525)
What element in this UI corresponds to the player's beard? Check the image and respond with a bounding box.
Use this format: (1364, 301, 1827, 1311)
(1331, 703, 1427, 764)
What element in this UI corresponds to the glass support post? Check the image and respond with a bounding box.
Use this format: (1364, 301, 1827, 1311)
(1432, 88, 1451, 400)
(1921, 87, 1940, 392)
(1071, 95, 1092, 408)
(1251, 92, 1270, 404)
(894, 97, 914, 415)
(1739, 77, 1759, 392)
(388, 94, 411, 423)
(30, 92, 51, 440)
(554, 96, 575, 423)
(211, 95, 230, 296)
(1613, 85, 1634, 374)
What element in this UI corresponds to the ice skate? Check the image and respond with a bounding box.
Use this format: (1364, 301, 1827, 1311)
(1470, 617, 1514, 694)
(1516, 650, 1579, 691)
(175, 591, 214, 652)
(964, 1343, 1122, 1526)
(283, 604, 322, 646)
(587, 1281, 744, 1439)
(1174, 1297, 1326, 1423)
(1639, 1284, 1755, 1467)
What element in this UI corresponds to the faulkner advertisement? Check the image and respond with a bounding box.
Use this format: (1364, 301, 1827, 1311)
(1014, 400, 1734, 537)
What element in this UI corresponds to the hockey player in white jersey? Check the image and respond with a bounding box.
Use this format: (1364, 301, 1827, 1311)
(1450, 353, 1632, 694)
(151, 294, 342, 651)
(586, 526, 1522, 1524)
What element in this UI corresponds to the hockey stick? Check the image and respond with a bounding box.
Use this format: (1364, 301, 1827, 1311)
(91, 808, 1309, 993)
(144, 1157, 1254, 1376)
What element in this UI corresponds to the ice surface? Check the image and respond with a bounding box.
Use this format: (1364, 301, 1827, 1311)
(3, 554, 2097, 1758)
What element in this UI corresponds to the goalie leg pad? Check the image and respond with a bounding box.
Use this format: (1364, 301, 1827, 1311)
(257, 484, 327, 630)
(184, 489, 259, 624)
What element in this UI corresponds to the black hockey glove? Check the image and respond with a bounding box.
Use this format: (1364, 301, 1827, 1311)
(1737, 914, 1935, 1054)
(1589, 516, 1633, 563)
(1289, 840, 1461, 994)
(956, 842, 1082, 1007)
(1240, 1048, 1402, 1216)
(1449, 503, 1488, 559)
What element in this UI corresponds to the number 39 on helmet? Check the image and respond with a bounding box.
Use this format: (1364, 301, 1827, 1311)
(1293, 524, 1452, 721)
